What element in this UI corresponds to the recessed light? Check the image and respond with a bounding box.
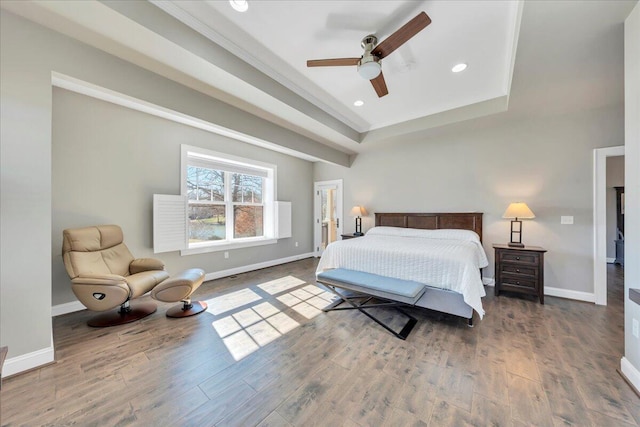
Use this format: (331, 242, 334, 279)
(354, 100, 364, 107)
(229, 0, 249, 12)
(452, 63, 468, 73)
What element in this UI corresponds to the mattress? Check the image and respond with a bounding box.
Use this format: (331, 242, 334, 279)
(316, 226, 488, 318)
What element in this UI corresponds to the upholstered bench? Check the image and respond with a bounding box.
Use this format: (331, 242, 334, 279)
(317, 268, 427, 339)
(151, 268, 208, 318)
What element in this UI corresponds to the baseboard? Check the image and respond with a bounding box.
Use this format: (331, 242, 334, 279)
(2, 344, 55, 378)
(621, 357, 640, 395)
(204, 252, 315, 281)
(485, 279, 594, 303)
(545, 286, 595, 303)
(51, 300, 85, 317)
(607, 257, 616, 264)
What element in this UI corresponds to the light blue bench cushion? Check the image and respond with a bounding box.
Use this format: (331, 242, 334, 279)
(317, 268, 426, 305)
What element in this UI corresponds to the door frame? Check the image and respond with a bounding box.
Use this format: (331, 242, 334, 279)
(314, 179, 343, 257)
(593, 145, 624, 305)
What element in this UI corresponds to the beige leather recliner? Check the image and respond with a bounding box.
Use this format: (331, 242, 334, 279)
(62, 224, 170, 327)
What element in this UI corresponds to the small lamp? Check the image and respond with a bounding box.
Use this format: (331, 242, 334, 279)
(502, 202, 535, 248)
(350, 206, 368, 236)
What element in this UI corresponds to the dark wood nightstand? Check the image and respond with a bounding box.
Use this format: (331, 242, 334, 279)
(493, 244, 546, 304)
(341, 234, 363, 240)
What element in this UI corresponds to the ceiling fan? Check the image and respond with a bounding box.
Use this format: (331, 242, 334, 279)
(307, 12, 432, 98)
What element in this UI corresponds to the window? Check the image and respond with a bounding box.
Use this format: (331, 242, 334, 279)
(182, 145, 276, 254)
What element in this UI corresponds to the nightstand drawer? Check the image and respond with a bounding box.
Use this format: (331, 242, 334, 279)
(500, 273, 538, 290)
(499, 251, 539, 265)
(500, 264, 538, 277)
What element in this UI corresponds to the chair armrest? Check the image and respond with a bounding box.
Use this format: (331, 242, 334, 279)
(130, 258, 166, 274)
(72, 274, 126, 286)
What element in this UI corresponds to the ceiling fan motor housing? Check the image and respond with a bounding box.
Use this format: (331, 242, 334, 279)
(360, 35, 378, 52)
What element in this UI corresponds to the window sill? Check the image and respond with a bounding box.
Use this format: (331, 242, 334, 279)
(180, 238, 278, 256)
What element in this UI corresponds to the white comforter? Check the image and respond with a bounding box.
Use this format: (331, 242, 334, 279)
(316, 227, 488, 318)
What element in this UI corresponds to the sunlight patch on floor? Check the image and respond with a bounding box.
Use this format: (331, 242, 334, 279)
(222, 330, 259, 361)
(291, 301, 322, 319)
(212, 316, 242, 337)
(233, 307, 262, 327)
(302, 284, 324, 295)
(245, 321, 281, 346)
(291, 288, 317, 300)
(205, 288, 262, 316)
(276, 293, 303, 307)
(266, 312, 299, 334)
(252, 301, 280, 318)
(276, 285, 338, 319)
(258, 275, 306, 295)
(213, 301, 300, 361)
(211, 279, 338, 361)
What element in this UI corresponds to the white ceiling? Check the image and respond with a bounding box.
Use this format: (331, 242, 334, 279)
(1, 0, 636, 159)
(154, 0, 521, 133)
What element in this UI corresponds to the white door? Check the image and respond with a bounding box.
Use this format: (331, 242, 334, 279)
(314, 180, 343, 256)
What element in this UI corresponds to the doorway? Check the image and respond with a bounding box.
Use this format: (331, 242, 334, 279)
(314, 180, 343, 256)
(593, 146, 624, 305)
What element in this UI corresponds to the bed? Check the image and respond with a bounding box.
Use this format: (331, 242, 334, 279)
(316, 212, 488, 323)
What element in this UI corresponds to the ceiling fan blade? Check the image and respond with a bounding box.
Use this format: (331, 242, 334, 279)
(307, 58, 360, 67)
(372, 12, 431, 59)
(370, 72, 388, 97)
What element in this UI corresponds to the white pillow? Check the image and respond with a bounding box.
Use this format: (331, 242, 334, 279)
(366, 226, 481, 243)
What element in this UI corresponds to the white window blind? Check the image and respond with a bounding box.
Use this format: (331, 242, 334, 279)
(187, 154, 269, 177)
(153, 194, 187, 253)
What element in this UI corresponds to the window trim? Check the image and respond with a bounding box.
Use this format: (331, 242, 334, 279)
(180, 144, 277, 255)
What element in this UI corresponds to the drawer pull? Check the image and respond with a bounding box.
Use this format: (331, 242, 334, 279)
(516, 256, 520, 260)
(516, 281, 520, 285)
(516, 269, 520, 273)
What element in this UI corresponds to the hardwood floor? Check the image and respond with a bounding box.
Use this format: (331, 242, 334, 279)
(1, 260, 638, 426)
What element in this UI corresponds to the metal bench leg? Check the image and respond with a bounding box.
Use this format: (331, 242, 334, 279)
(322, 285, 418, 340)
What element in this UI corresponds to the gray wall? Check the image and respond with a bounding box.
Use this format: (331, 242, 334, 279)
(624, 2, 640, 379)
(0, 10, 330, 367)
(315, 105, 625, 294)
(1, 11, 53, 360)
(52, 88, 313, 306)
(606, 156, 625, 259)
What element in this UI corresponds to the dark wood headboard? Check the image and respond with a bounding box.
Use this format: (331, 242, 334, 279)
(374, 212, 483, 242)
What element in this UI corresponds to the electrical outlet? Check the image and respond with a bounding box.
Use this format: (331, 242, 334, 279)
(224, 251, 229, 259)
(633, 318, 639, 338)
(295, 241, 299, 247)
(561, 216, 574, 225)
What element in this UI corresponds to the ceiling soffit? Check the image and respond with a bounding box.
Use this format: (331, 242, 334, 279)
(153, 1, 523, 135)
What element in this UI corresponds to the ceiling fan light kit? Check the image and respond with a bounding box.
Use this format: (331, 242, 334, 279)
(306, 11, 432, 98)
(357, 56, 381, 80)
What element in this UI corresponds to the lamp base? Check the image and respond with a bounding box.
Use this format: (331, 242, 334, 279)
(353, 232, 364, 236)
(508, 242, 525, 248)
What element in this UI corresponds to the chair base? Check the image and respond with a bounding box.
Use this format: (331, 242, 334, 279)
(87, 302, 157, 327)
(166, 301, 208, 318)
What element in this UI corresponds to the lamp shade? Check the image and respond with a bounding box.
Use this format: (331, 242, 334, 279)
(350, 206, 368, 217)
(503, 202, 535, 219)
